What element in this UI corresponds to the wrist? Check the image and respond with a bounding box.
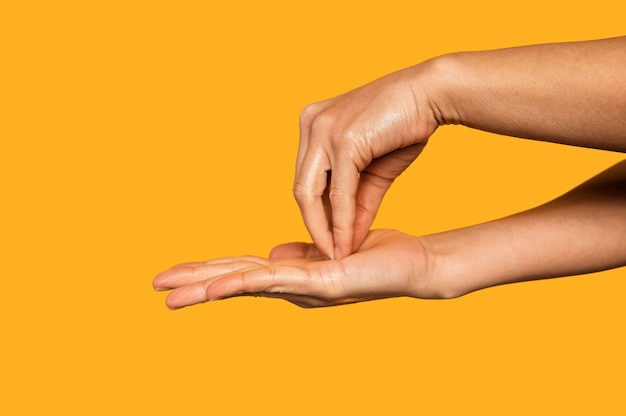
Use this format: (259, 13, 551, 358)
(408, 234, 466, 300)
(408, 53, 467, 128)
(416, 232, 477, 300)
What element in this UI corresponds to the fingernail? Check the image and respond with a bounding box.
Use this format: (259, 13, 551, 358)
(334, 245, 342, 260)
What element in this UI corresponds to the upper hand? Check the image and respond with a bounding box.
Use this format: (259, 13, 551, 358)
(294, 65, 440, 259)
(153, 229, 436, 309)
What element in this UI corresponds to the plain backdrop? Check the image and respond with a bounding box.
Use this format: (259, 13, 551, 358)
(1, 1, 624, 414)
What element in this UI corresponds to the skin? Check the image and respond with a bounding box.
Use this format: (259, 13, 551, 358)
(294, 36, 626, 259)
(154, 36, 626, 309)
(153, 160, 626, 309)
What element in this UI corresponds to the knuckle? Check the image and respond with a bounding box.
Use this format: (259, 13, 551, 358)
(331, 224, 347, 238)
(300, 102, 322, 128)
(327, 186, 345, 205)
(329, 129, 367, 164)
(292, 182, 308, 201)
(266, 265, 279, 286)
(302, 105, 364, 158)
(328, 178, 356, 204)
(354, 201, 373, 218)
(310, 111, 335, 134)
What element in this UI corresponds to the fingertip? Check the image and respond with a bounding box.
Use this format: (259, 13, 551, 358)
(320, 243, 335, 260)
(152, 271, 177, 291)
(332, 227, 356, 259)
(330, 225, 354, 260)
(300, 227, 335, 260)
(152, 273, 169, 291)
(334, 240, 356, 260)
(308, 232, 335, 260)
(165, 295, 180, 310)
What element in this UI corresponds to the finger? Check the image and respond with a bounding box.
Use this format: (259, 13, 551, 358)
(165, 260, 341, 309)
(167, 261, 210, 269)
(164, 265, 269, 309)
(204, 262, 345, 303)
(352, 171, 393, 250)
(352, 144, 426, 249)
(293, 148, 334, 259)
(269, 242, 324, 259)
(296, 104, 315, 178)
(328, 156, 359, 259)
(153, 258, 267, 290)
(166, 255, 266, 270)
(202, 255, 269, 265)
(296, 101, 334, 178)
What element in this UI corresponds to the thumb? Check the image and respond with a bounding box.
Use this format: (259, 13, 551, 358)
(270, 242, 325, 259)
(352, 143, 427, 249)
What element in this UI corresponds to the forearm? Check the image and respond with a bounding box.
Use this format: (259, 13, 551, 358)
(421, 160, 626, 298)
(424, 36, 626, 151)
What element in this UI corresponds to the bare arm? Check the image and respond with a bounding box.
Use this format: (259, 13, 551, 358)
(432, 36, 626, 150)
(423, 159, 626, 298)
(154, 160, 626, 308)
(295, 36, 626, 259)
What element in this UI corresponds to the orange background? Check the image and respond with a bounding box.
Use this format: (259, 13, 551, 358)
(1, 1, 624, 414)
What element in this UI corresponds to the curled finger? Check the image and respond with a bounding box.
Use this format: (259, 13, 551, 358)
(328, 155, 360, 259)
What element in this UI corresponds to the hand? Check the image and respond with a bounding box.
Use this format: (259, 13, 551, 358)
(295, 65, 440, 260)
(153, 229, 434, 309)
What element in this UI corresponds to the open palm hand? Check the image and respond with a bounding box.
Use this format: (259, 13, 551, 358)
(153, 229, 434, 309)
